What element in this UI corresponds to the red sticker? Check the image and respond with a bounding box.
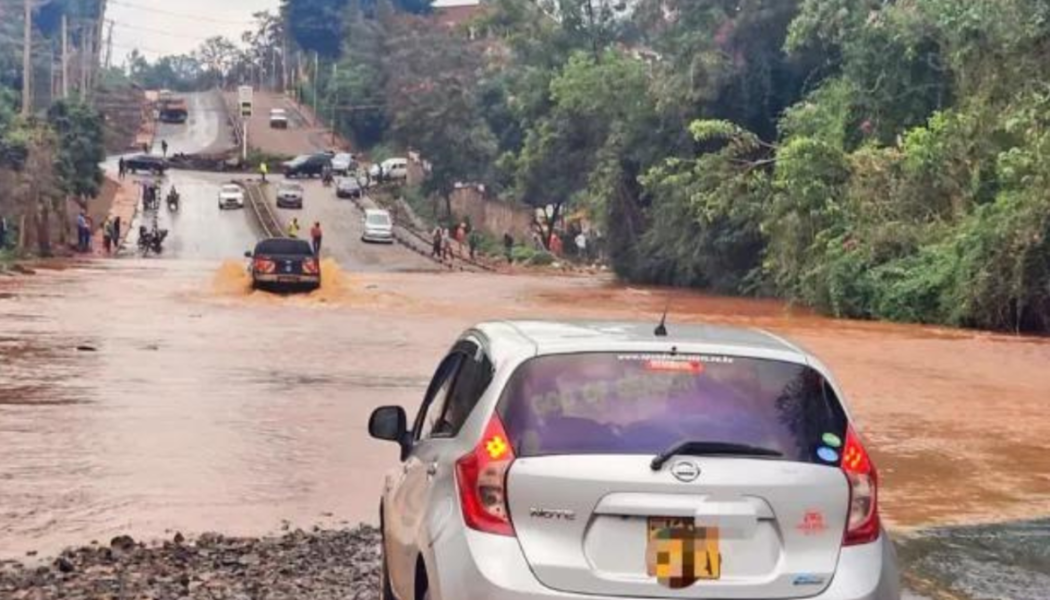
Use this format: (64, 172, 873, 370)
(797, 510, 827, 536)
(643, 359, 704, 374)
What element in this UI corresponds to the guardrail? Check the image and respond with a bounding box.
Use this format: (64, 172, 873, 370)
(243, 181, 283, 238)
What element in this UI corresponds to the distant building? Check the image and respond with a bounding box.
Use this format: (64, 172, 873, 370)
(432, 0, 486, 32)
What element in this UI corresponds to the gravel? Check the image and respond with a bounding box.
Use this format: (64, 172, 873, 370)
(0, 526, 382, 600)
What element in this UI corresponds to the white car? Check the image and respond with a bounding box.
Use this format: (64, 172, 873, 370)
(269, 108, 288, 129)
(217, 183, 245, 210)
(331, 152, 356, 175)
(362, 208, 394, 243)
(370, 321, 900, 600)
(369, 157, 409, 182)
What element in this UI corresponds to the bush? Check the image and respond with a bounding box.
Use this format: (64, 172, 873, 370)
(528, 250, 555, 266)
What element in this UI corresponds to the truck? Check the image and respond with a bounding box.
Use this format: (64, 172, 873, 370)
(158, 97, 188, 124)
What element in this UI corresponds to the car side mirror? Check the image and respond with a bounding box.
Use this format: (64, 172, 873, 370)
(369, 406, 411, 459)
(244, 251, 252, 258)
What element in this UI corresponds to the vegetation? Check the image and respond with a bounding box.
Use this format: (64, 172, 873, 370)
(119, 0, 1050, 332)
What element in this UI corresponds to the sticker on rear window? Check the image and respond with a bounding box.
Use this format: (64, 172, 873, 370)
(822, 432, 842, 448)
(816, 447, 839, 463)
(617, 353, 735, 364)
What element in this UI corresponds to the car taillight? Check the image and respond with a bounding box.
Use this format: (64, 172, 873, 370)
(253, 258, 275, 274)
(455, 415, 515, 537)
(302, 258, 319, 275)
(842, 426, 880, 545)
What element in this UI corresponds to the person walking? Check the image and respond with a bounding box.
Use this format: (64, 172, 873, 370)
(310, 222, 323, 256)
(161, 140, 169, 158)
(442, 228, 454, 263)
(575, 230, 587, 260)
(287, 217, 301, 239)
(84, 215, 94, 252)
(260, 161, 269, 183)
(503, 232, 514, 264)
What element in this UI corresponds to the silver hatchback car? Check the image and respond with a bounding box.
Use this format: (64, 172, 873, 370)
(369, 321, 900, 600)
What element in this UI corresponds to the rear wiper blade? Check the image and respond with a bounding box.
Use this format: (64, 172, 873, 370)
(651, 440, 783, 471)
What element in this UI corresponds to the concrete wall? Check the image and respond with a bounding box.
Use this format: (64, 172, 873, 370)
(448, 185, 533, 239)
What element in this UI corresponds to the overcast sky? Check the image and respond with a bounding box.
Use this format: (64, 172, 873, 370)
(108, 0, 280, 63)
(108, 0, 477, 64)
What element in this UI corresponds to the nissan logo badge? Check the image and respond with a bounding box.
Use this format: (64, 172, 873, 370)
(670, 460, 701, 482)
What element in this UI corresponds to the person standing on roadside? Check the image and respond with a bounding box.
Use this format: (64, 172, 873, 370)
(161, 140, 169, 158)
(102, 217, 113, 254)
(442, 228, 454, 262)
(118, 157, 126, 180)
(0, 214, 7, 249)
(287, 217, 301, 239)
(142, 142, 149, 154)
(113, 216, 121, 250)
(431, 226, 443, 258)
(468, 228, 480, 261)
(76, 212, 88, 252)
(260, 161, 269, 183)
(575, 230, 587, 260)
(310, 222, 323, 256)
(503, 232, 514, 264)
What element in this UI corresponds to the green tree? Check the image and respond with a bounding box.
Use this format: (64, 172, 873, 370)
(47, 99, 105, 200)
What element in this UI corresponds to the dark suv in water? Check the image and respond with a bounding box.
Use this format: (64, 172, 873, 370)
(282, 153, 331, 178)
(245, 238, 320, 292)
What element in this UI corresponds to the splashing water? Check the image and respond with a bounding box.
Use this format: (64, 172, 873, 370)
(209, 258, 406, 308)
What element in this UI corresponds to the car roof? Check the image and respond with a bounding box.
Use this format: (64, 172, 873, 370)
(221, 183, 241, 189)
(254, 237, 311, 254)
(364, 208, 389, 216)
(472, 320, 811, 366)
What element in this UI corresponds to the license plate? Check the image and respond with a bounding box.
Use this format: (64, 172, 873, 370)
(646, 517, 721, 587)
(277, 276, 298, 282)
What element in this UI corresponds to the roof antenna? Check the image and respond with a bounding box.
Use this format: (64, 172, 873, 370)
(654, 299, 670, 337)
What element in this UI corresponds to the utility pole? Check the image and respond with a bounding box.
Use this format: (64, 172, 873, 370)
(104, 20, 114, 70)
(312, 51, 318, 126)
(22, 0, 32, 116)
(61, 13, 69, 99)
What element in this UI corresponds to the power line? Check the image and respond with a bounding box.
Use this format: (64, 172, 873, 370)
(107, 0, 254, 26)
(109, 20, 214, 42)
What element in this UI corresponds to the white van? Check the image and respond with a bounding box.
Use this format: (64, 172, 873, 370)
(370, 157, 408, 182)
(269, 108, 288, 129)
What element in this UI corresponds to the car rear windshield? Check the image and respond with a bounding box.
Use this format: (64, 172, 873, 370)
(254, 239, 312, 256)
(367, 213, 390, 226)
(497, 353, 848, 464)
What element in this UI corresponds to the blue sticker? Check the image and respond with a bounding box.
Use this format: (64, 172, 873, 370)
(816, 447, 839, 463)
(822, 433, 842, 448)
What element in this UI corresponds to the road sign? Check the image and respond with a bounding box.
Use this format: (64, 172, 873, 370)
(238, 85, 253, 118)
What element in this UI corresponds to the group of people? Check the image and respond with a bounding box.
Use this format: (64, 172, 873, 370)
(286, 218, 324, 256)
(75, 212, 122, 254)
(431, 222, 481, 263)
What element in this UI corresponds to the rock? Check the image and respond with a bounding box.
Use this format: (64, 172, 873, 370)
(109, 535, 135, 552)
(173, 532, 185, 545)
(53, 558, 74, 574)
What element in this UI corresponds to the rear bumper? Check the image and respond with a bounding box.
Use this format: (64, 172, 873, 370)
(362, 231, 394, 243)
(428, 528, 900, 600)
(219, 199, 244, 208)
(276, 197, 303, 208)
(252, 274, 320, 290)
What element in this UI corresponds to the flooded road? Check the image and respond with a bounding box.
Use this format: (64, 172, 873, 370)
(1, 262, 1048, 598)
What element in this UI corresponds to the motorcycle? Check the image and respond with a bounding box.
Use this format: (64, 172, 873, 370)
(166, 189, 180, 212)
(138, 223, 169, 256)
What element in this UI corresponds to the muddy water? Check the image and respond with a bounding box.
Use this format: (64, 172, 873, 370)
(1, 262, 1048, 598)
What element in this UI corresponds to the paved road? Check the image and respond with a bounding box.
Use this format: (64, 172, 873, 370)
(123, 91, 261, 260)
(227, 91, 336, 157)
(264, 178, 438, 272)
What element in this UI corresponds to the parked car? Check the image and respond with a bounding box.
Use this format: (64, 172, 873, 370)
(124, 154, 167, 175)
(269, 108, 288, 129)
(217, 183, 245, 210)
(275, 182, 304, 209)
(368, 157, 408, 182)
(245, 237, 320, 292)
(336, 176, 364, 199)
(361, 208, 394, 244)
(331, 152, 357, 175)
(283, 153, 331, 178)
(369, 320, 900, 600)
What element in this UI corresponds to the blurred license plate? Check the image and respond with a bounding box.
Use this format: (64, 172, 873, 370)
(277, 276, 298, 282)
(646, 517, 721, 587)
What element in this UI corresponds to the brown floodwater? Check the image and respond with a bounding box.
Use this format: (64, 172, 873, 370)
(1, 259, 1048, 596)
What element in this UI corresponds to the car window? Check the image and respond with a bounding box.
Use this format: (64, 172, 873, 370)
(432, 343, 493, 438)
(497, 353, 848, 462)
(366, 213, 391, 226)
(254, 239, 312, 255)
(414, 353, 467, 441)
